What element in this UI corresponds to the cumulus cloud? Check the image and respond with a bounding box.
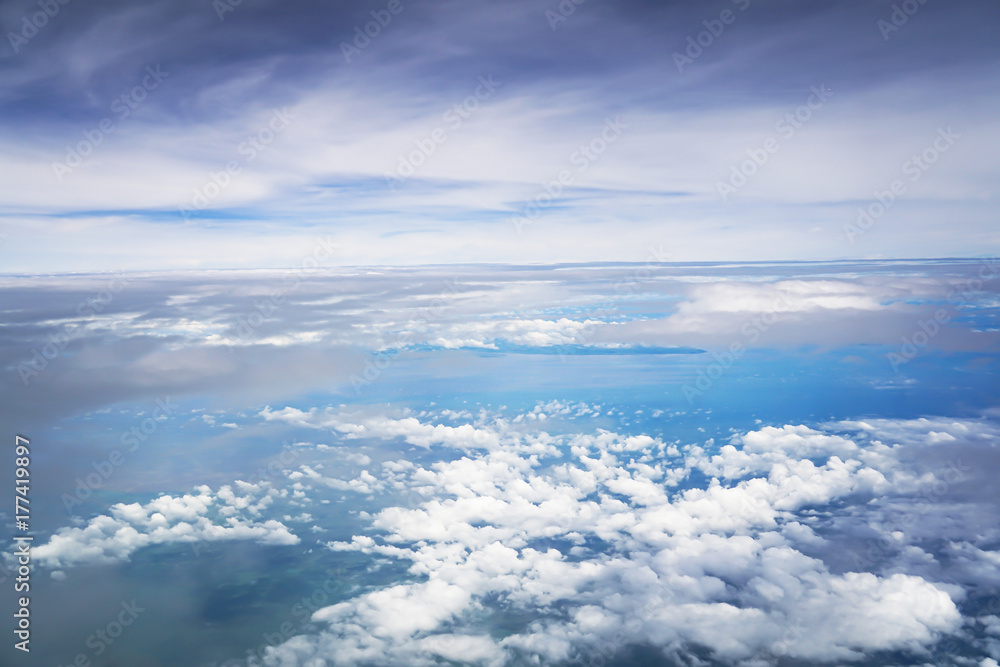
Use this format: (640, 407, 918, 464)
(252, 408, 1000, 666)
(32, 483, 298, 569)
(288, 464, 385, 495)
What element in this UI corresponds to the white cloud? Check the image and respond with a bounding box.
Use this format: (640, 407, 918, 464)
(32, 483, 298, 569)
(260, 406, 501, 450)
(256, 409, 995, 665)
(423, 318, 606, 350)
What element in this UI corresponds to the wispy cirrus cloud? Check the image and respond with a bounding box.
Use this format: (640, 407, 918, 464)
(1, 0, 998, 271)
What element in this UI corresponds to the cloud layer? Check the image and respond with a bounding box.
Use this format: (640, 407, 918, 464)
(249, 405, 1000, 665)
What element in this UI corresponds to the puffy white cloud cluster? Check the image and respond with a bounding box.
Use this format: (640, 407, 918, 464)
(288, 463, 385, 495)
(513, 400, 604, 421)
(256, 409, 1000, 666)
(33, 482, 299, 569)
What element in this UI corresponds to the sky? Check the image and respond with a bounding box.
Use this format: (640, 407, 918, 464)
(2, 2, 1000, 665)
(1, 0, 998, 272)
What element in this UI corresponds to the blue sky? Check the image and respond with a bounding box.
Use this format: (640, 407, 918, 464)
(1, 0, 998, 272)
